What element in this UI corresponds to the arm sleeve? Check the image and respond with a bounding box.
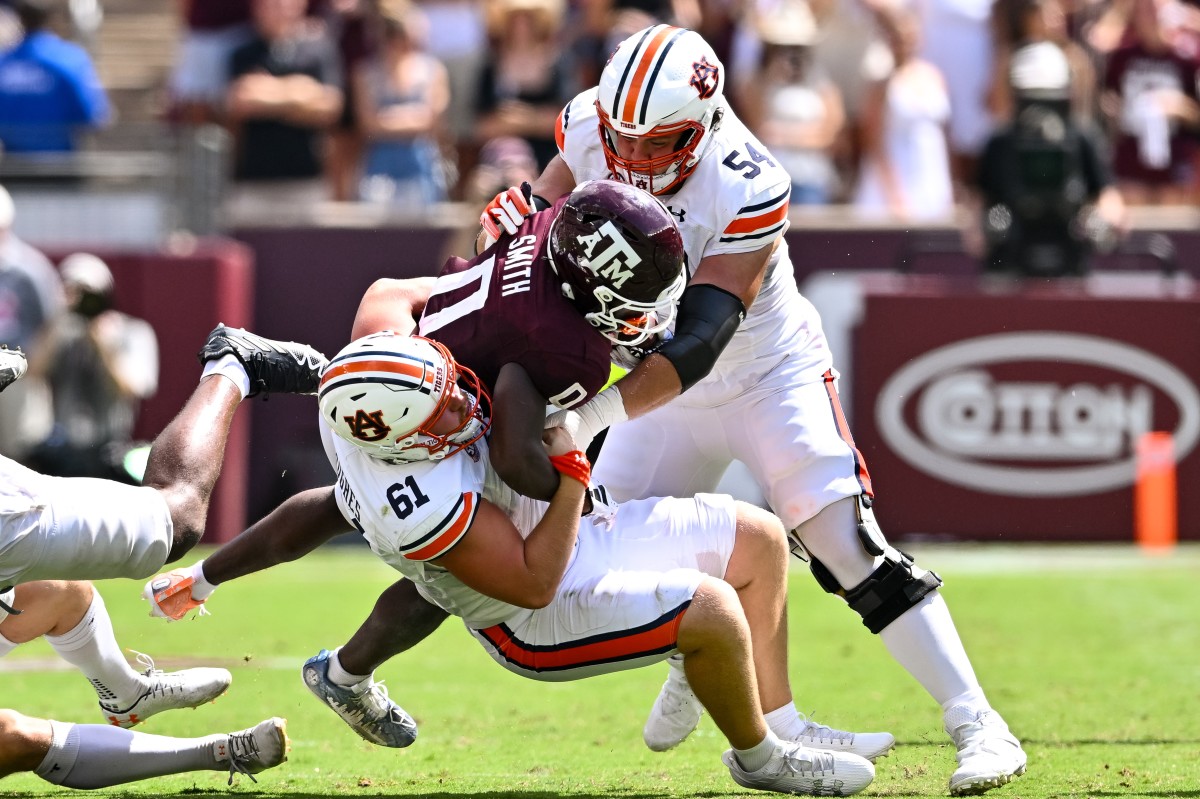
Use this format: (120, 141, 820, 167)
(655, 284, 746, 392)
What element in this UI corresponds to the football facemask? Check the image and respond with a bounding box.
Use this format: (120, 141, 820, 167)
(596, 25, 725, 195)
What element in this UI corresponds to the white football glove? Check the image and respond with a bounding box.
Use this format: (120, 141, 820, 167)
(479, 181, 535, 250)
(585, 484, 619, 529)
(143, 565, 212, 622)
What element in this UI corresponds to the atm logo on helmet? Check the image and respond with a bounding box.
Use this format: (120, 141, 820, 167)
(875, 332, 1200, 497)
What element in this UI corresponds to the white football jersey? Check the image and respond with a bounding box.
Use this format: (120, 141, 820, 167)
(320, 422, 550, 628)
(557, 90, 834, 405)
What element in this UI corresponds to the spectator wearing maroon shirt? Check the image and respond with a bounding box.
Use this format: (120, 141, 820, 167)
(1102, 0, 1200, 204)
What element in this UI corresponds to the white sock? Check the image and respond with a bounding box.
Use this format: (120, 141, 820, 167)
(941, 687, 992, 729)
(764, 703, 807, 741)
(879, 592, 980, 705)
(189, 560, 219, 601)
(36, 720, 222, 789)
(0, 630, 17, 658)
(200, 353, 250, 400)
(45, 591, 145, 708)
(733, 731, 780, 772)
(327, 647, 371, 688)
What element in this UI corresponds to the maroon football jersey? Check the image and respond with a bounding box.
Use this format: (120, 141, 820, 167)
(417, 203, 612, 409)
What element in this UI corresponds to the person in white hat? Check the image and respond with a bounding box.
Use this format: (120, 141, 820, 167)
(25, 253, 158, 482)
(973, 41, 1127, 276)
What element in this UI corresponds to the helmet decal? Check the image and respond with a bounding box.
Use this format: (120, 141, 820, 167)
(345, 409, 391, 442)
(690, 57, 719, 100)
(577, 220, 642, 290)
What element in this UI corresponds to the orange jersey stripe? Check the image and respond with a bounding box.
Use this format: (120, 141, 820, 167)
(823, 370, 873, 497)
(723, 201, 790, 236)
(406, 492, 476, 560)
(554, 106, 566, 153)
(620, 26, 677, 124)
(479, 604, 687, 672)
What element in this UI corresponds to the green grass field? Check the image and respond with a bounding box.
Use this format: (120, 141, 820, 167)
(3, 543, 1199, 798)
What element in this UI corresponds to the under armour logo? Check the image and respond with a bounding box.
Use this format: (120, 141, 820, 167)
(667, 206, 686, 223)
(344, 409, 391, 442)
(690, 57, 719, 100)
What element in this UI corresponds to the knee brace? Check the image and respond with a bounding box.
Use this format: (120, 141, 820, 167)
(801, 497, 943, 634)
(843, 550, 943, 634)
(787, 494, 883, 563)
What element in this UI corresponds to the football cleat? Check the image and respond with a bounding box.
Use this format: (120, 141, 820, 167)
(643, 655, 703, 752)
(198, 324, 327, 397)
(946, 706, 1027, 795)
(143, 569, 209, 621)
(644, 656, 895, 761)
(213, 717, 289, 785)
(99, 652, 231, 728)
(794, 716, 896, 762)
(723, 739, 875, 797)
(0, 346, 27, 393)
(302, 649, 417, 748)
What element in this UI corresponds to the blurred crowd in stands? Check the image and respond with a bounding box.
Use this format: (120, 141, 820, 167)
(0, 183, 158, 480)
(0, 0, 1199, 228)
(0, 0, 1197, 473)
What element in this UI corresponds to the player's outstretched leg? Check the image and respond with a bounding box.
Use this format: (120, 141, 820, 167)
(0, 346, 26, 393)
(197, 323, 327, 398)
(794, 496, 1026, 794)
(98, 651, 231, 729)
(9, 710, 288, 788)
(0, 582, 231, 730)
(301, 648, 417, 748)
(644, 656, 896, 760)
(143, 325, 328, 564)
(647, 502, 895, 762)
(677, 576, 875, 797)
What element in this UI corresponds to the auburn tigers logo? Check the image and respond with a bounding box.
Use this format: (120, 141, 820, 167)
(345, 409, 391, 442)
(690, 57, 719, 100)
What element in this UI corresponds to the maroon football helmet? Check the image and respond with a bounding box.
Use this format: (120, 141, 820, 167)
(548, 179, 687, 347)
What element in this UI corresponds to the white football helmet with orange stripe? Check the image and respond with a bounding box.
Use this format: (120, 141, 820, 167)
(596, 25, 725, 195)
(318, 332, 490, 463)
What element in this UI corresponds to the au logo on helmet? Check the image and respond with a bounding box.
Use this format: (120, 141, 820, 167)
(345, 409, 392, 443)
(690, 57, 719, 100)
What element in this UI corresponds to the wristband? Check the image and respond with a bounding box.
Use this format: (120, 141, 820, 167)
(548, 451, 591, 487)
